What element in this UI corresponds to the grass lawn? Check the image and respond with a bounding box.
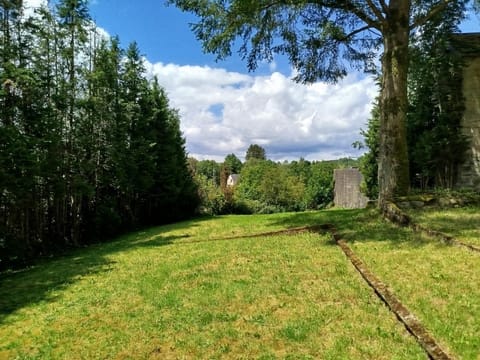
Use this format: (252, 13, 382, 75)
(407, 206, 480, 246)
(1, 208, 478, 359)
(346, 208, 480, 359)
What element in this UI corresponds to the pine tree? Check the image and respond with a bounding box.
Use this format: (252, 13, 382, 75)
(83, 36, 124, 239)
(0, 2, 199, 269)
(55, 0, 91, 245)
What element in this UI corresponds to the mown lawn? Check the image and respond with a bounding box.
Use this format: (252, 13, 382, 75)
(1, 207, 479, 359)
(346, 207, 480, 359)
(407, 206, 480, 246)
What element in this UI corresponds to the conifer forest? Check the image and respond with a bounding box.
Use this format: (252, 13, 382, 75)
(0, 1, 198, 269)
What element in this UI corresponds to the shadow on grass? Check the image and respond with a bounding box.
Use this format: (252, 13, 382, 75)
(2, 207, 457, 323)
(268, 208, 440, 248)
(0, 216, 211, 323)
(408, 208, 480, 236)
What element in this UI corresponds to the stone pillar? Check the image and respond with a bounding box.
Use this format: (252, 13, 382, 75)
(334, 168, 369, 209)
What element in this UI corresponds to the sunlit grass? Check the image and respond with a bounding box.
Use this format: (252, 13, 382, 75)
(347, 208, 480, 359)
(0, 211, 424, 359)
(407, 206, 480, 246)
(1, 206, 478, 359)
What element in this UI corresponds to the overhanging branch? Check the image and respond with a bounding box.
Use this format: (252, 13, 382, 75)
(410, 0, 451, 30)
(307, 0, 383, 30)
(341, 25, 372, 41)
(365, 0, 385, 23)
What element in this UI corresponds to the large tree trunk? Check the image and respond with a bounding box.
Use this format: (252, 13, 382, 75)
(378, 0, 411, 208)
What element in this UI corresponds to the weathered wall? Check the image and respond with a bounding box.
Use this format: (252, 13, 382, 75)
(457, 57, 480, 190)
(334, 168, 369, 209)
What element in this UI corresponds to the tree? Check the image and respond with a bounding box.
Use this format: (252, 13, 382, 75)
(56, 0, 91, 246)
(0, 2, 199, 269)
(223, 153, 242, 174)
(304, 161, 336, 209)
(358, 5, 469, 194)
(196, 159, 221, 184)
(407, 8, 467, 189)
(220, 153, 242, 203)
(245, 144, 266, 161)
(355, 100, 380, 199)
(169, 0, 472, 207)
(146, 77, 199, 222)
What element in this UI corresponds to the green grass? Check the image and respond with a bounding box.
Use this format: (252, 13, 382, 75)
(407, 206, 480, 246)
(1, 207, 479, 359)
(347, 207, 480, 359)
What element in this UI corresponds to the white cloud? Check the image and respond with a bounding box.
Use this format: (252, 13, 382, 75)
(22, 0, 377, 162)
(23, 0, 47, 17)
(146, 61, 377, 162)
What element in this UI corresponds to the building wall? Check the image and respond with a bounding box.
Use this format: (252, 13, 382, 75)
(457, 57, 480, 190)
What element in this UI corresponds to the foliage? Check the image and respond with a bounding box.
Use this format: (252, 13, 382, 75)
(235, 160, 275, 211)
(355, 101, 380, 199)
(245, 144, 266, 161)
(0, 2, 198, 269)
(304, 161, 337, 209)
(358, 5, 468, 195)
(288, 158, 336, 209)
(193, 174, 226, 215)
(169, 0, 473, 204)
(191, 154, 358, 215)
(194, 159, 221, 185)
(407, 9, 467, 189)
(258, 164, 305, 211)
(233, 158, 353, 213)
(223, 153, 242, 174)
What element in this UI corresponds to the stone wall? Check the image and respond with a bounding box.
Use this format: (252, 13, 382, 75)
(457, 56, 480, 190)
(334, 168, 369, 209)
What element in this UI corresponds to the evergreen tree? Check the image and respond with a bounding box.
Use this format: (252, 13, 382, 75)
(245, 144, 266, 161)
(146, 77, 199, 222)
(55, 0, 91, 246)
(407, 8, 467, 189)
(82, 36, 124, 239)
(0, 2, 199, 269)
(223, 153, 242, 174)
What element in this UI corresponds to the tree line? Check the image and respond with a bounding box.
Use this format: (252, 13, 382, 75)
(189, 145, 358, 215)
(169, 0, 472, 208)
(0, 1, 198, 269)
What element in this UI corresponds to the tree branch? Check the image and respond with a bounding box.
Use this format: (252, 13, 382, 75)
(378, 0, 389, 15)
(326, 0, 382, 30)
(340, 25, 372, 41)
(410, 0, 451, 30)
(365, 0, 385, 23)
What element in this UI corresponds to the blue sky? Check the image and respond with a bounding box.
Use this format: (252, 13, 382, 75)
(89, 1, 479, 76)
(87, 0, 379, 161)
(90, 1, 480, 161)
(88, 0, 291, 75)
(27, 0, 480, 162)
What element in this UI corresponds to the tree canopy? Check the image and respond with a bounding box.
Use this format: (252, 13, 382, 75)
(0, 1, 198, 269)
(359, 4, 470, 195)
(224, 153, 243, 174)
(246, 144, 267, 161)
(169, 0, 473, 207)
